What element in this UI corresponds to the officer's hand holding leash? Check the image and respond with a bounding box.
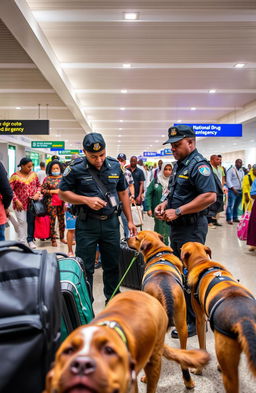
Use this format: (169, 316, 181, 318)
(163, 209, 178, 222)
(86, 196, 107, 211)
(128, 221, 137, 237)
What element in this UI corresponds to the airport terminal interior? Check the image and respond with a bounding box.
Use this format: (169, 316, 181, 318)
(0, 1, 256, 393)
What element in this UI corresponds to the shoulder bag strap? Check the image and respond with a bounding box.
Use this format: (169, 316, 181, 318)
(88, 167, 108, 197)
(234, 167, 242, 188)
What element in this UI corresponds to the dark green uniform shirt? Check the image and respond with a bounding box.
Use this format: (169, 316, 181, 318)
(59, 157, 127, 215)
(168, 149, 217, 210)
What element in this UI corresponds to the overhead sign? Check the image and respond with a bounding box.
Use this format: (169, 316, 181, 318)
(174, 123, 242, 137)
(32, 141, 65, 149)
(0, 120, 49, 135)
(163, 148, 172, 155)
(143, 152, 158, 157)
(58, 150, 80, 155)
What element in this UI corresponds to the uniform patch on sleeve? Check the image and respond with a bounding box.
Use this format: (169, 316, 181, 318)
(63, 166, 71, 176)
(198, 165, 211, 176)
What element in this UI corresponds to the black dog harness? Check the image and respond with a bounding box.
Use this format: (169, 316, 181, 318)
(142, 251, 183, 289)
(193, 266, 255, 338)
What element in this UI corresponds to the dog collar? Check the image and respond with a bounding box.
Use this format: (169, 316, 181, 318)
(97, 321, 128, 348)
(146, 251, 173, 264)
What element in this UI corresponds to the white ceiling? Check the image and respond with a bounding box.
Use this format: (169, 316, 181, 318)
(0, 0, 256, 158)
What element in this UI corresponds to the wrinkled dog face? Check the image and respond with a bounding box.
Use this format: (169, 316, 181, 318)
(44, 326, 133, 393)
(128, 231, 164, 255)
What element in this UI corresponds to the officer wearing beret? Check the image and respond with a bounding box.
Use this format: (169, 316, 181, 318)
(155, 125, 217, 338)
(59, 133, 137, 303)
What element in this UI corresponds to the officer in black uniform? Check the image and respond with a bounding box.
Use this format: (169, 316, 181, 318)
(155, 125, 217, 338)
(59, 133, 137, 303)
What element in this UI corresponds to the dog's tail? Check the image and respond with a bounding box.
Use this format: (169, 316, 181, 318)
(233, 318, 256, 377)
(163, 345, 210, 368)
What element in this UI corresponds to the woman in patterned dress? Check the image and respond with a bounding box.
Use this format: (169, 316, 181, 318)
(9, 157, 41, 248)
(41, 160, 66, 247)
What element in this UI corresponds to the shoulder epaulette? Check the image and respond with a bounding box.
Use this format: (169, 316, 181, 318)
(107, 156, 119, 162)
(70, 157, 84, 166)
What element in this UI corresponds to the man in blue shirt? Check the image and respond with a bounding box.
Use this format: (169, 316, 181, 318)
(226, 159, 244, 224)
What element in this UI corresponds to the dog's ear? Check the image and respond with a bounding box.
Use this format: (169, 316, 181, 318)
(180, 248, 191, 266)
(204, 245, 212, 258)
(140, 239, 151, 253)
(157, 233, 164, 242)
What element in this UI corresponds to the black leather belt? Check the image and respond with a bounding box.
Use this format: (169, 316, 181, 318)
(87, 212, 117, 221)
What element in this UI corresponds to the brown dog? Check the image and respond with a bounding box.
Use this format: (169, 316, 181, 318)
(128, 230, 197, 389)
(43, 291, 209, 393)
(181, 241, 256, 393)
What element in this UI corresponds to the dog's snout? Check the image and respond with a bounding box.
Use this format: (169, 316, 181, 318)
(70, 356, 96, 375)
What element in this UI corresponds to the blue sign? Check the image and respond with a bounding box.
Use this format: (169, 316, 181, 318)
(50, 148, 64, 151)
(173, 123, 242, 137)
(164, 148, 172, 155)
(143, 152, 158, 157)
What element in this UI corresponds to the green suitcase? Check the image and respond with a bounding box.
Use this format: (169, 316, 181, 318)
(58, 256, 94, 342)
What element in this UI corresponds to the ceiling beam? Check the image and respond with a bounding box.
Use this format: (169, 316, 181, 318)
(0, 0, 90, 133)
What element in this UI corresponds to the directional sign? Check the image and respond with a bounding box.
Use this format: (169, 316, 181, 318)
(173, 123, 242, 137)
(32, 141, 65, 149)
(0, 120, 49, 135)
(58, 150, 80, 155)
(143, 152, 158, 157)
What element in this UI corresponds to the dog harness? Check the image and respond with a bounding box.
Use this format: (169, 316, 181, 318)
(97, 321, 128, 348)
(142, 252, 183, 289)
(193, 267, 255, 338)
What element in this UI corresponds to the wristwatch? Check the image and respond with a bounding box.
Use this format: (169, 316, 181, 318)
(175, 207, 182, 217)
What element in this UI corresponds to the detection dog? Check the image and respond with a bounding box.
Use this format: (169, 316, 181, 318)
(43, 291, 209, 393)
(181, 241, 256, 393)
(128, 230, 199, 389)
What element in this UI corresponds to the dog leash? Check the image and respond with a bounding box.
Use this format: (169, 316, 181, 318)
(109, 251, 140, 301)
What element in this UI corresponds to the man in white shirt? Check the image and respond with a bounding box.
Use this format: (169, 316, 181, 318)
(37, 162, 46, 185)
(226, 158, 244, 225)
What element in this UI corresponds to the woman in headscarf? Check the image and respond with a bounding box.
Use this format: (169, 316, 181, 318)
(145, 162, 172, 245)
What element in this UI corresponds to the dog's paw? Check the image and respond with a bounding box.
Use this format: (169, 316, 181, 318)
(184, 379, 195, 389)
(140, 375, 147, 384)
(191, 368, 203, 375)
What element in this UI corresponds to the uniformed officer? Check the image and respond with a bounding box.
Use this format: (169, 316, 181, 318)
(59, 133, 137, 303)
(155, 125, 217, 338)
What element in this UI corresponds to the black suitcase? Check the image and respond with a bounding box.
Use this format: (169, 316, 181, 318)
(0, 241, 61, 393)
(119, 240, 145, 290)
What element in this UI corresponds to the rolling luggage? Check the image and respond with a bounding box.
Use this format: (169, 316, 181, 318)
(0, 241, 61, 393)
(58, 255, 94, 342)
(119, 240, 145, 290)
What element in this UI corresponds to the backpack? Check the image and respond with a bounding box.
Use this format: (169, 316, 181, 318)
(187, 155, 224, 214)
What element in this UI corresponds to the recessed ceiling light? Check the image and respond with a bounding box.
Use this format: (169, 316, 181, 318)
(234, 63, 245, 68)
(161, 134, 165, 137)
(120, 120, 124, 123)
(177, 119, 182, 123)
(122, 64, 131, 68)
(124, 12, 139, 20)
(121, 89, 127, 94)
(191, 107, 196, 111)
(209, 89, 216, 94)
(118, 140, 121, 143)
(120, 107, 125, 110)
(155, 140, 159, 143)
(149, 145, 153, 147)
(119, 128, 123, 130)
(118, 134, 122, 137)
(16, 106, 21, 109)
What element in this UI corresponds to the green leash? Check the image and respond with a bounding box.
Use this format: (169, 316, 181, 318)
(109, 252, 140, 301)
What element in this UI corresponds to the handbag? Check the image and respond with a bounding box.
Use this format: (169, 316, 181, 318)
(131, 203, 143, 227)
(237, 210, 250, 241)
(29, 199, 47, 217)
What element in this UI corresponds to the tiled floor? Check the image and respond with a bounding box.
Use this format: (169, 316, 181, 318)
(5, 213, 256, 392)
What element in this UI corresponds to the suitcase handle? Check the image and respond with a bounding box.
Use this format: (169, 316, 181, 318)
(55, 252, 68, 258)
(0, 240, 36, 254)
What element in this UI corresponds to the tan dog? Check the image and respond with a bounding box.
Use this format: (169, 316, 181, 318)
(181, 241, 256, 393)
(43, 291, 209, 393)
(128, 231, 196, 389)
